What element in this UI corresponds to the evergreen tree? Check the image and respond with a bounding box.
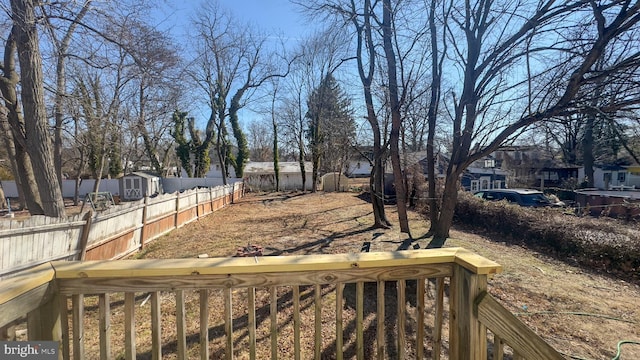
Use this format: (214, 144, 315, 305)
(305, 74, 355, 191)
(171, 110, 192, 177)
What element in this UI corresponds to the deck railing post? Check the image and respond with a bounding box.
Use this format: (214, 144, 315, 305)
(26, 284, 63, 360)
(449, 263, 488, 360)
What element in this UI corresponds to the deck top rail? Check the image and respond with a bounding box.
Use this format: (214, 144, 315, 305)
(51, 247, 502, 279)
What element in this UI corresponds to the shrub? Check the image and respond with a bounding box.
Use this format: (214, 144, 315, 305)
(454, 191, 640, 283)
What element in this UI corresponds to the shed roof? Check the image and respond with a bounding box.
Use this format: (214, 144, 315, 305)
(244, 161, 312, 174)
(122, 171, 160, 179)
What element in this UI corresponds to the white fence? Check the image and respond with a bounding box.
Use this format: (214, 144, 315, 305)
(0, 182, 244, 278)
(0, 178, 242, 201)
(0, 179, 120, 199)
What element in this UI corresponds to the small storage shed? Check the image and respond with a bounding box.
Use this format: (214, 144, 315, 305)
(322, 172, 350, 192)
(119, 172, 163, 201)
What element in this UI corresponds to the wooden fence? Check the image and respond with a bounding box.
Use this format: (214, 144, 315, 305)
(0, 182, 244, 278)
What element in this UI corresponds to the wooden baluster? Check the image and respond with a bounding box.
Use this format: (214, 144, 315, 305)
(416, 278, 426, 359)
(151, 292, 162, 360)
(336, 283, 344, 360)
(293, 285, 301, 360)
(433, 277, 445, 360)
(224, 288, 233, 360)
(98, 294, 111, 360)
(200, 290, 209, 360)
(356, 282, 364, 360)
(376, 280, 385, 360)
(397, 280, 406, 359)
(248, 287, 257, 360)
(270, 286, 278, 360)
(59, 295, 70, 360)
(314, 284, 322, 360)
(176, 291, 187, 359)
(493, 334, 504, 359)
(124, 292, 135, 360)
(72, 294, 84, 360)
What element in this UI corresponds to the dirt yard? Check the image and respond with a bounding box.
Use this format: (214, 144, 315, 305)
(115, 191, 640, 359)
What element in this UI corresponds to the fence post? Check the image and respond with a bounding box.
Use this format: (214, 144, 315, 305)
(140, 196, 149, 249)
(209, 186, 214, 214)
(78, 211, 93, 261)
(196, 188, 200, 219)
(174, 192, 180, 229)
(449, 263, 487, 360)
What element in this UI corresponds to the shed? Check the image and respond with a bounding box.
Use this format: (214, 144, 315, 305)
(322, 172, 350, 192)
(119, 172, 163, 201)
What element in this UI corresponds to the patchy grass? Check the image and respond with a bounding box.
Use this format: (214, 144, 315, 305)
(76, 191, 639, 359)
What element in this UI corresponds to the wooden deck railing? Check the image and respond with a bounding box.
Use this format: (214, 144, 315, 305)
(0, 247, 564, 359)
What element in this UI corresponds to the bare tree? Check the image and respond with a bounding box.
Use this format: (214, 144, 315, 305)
(298, 0, 394, 227)
(426, 0, 640, 247)
(188, 3, 292, 182)
(41, 0, 92, 187)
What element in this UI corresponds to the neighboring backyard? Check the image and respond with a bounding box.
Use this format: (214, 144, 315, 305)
(121, 191, 640, 359)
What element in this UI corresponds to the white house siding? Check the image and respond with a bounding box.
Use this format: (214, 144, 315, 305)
(578, 166, 640, 189)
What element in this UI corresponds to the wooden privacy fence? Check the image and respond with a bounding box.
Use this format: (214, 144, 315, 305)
(0, 247, 564, 359)
(0, 182, 244, 277)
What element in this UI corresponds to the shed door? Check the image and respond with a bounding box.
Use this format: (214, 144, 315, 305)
(124, 177, 142, 199)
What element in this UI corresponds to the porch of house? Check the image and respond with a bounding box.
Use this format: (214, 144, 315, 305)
(0, 247, 563, 359)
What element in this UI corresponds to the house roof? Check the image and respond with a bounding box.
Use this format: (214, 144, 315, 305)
(465, 167, 510, 176)
(244, 161, 312, 174)
(575, 189, 640, 200)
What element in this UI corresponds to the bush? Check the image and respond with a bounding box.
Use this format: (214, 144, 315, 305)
(454, 192, 640, 283)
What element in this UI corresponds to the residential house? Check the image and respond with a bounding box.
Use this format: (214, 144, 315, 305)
(578, 164, 640, 190)
(243, 161, 313, 191)
(493, 146, 578, 188)
(460, 157, 509, 192)
(345, 146, 374, 178)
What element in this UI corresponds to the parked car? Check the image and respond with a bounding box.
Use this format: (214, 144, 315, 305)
(473, 188, 564, 207)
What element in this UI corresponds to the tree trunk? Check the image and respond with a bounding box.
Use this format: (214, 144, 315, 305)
(0, 27, 44, 213)
(0, 110, 26, 209)
(382, 0, 410, 235)
(51, 1, 91, 188)
(427, 174, 460, 248)
(426, 0, 442, 228)
(11, 0, 66, 217)
(582, 113, 595, 187)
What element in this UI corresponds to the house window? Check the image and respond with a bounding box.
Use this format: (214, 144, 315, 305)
(618, 172, 626, 183)
(493, 180, 502, 189)
(484, 159, 495, 168)
(471, 180, 479, 192)
(480, 179, 490, 190)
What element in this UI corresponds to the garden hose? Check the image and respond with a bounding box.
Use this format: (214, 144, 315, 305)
(611, 340, 640, 360)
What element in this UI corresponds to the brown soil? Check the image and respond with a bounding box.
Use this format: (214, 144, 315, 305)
(81, 191, 639, 359)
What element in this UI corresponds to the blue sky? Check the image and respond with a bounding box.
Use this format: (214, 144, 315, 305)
(155, 0, 312, 44)
(150, 1, 316, 125)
